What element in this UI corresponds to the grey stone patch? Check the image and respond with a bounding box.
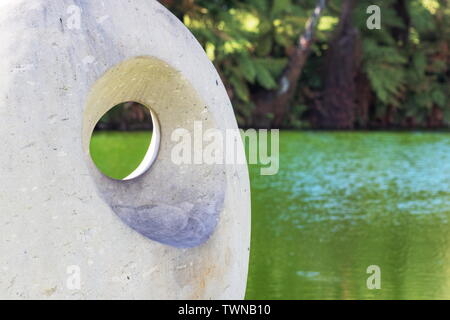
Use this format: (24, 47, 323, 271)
(111, 193, 224, 248)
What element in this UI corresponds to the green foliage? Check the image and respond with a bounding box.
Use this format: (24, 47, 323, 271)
(357, 0, 449, 126)
(161, 0, 449, 128)
(163, 0, 319, 126)
(362, 38, 407, 106)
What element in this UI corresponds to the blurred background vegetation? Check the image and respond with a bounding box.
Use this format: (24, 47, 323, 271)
(98, 0, 449, 130)
(155, 0, 449, 129)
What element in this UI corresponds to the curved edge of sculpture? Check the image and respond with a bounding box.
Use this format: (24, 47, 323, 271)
(0, 0, 251, 299)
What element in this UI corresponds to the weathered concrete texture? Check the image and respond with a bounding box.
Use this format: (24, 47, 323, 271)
(83, 57, 227, 248)
(0, 0, 250, 299)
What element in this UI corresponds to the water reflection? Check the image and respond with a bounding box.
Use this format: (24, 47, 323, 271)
(246, 132, 450, 299)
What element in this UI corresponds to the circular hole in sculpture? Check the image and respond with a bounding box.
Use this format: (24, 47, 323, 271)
(89, 102, 160, 180)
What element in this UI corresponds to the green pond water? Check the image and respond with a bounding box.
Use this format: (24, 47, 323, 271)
(91, 131, 450, 299)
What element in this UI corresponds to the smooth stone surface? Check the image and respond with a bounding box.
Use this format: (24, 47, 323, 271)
(83, 56, 226, 249)
(0, 0, 250, 299)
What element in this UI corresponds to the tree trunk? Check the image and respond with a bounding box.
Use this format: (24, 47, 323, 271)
(392, 0, 411, 46)
(251, 0, 327, 128)
(355, 71, 372, 128)
(318, 0, 359, 129)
